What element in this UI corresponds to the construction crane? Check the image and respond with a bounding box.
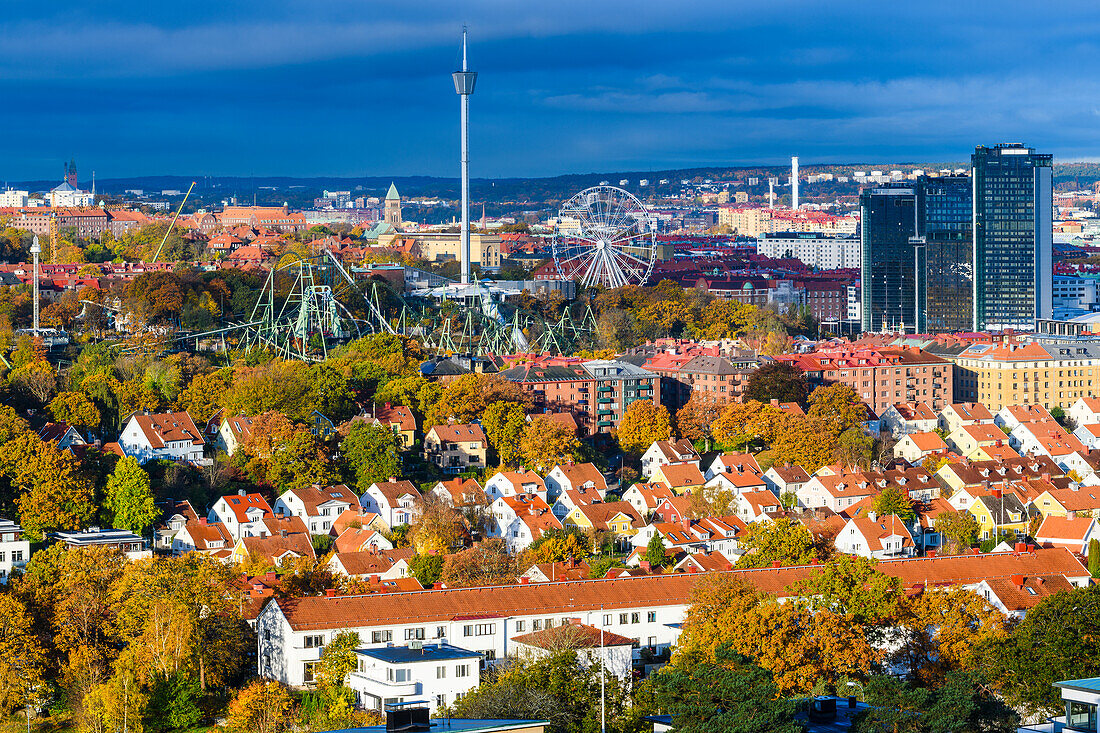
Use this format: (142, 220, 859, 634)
(149, 181, 196, 264)
(48, 214, 58, 265)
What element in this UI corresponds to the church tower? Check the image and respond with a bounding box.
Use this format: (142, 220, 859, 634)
(384, 182, 402, 226)
(65, 159, 77, 188)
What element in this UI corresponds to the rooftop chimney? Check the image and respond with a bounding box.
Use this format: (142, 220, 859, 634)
(325, 588, 336, 598)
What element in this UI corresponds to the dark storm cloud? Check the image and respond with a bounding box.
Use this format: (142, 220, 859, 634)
(3, 0, 1099, 179)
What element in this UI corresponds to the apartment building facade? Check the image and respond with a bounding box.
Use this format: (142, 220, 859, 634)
(953, 341, 1100, 412)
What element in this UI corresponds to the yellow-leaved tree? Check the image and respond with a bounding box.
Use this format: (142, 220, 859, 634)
(615, 399, 672, 456)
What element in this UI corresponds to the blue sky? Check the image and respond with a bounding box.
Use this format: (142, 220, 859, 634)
(4, 0, 1098, 180)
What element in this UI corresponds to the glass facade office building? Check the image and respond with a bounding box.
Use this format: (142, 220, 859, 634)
(861, 184, 917, 333)
(972, 144, 1053, 331)
(914, 175, 973, 333)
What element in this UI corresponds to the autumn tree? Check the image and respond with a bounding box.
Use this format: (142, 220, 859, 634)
(807, 383, 867, 433)
(711, 400, 765, 450)
(482, 401, 527, 467)
(736, 518, 819, 568)
(1, 433, 95, 540)
(340, 422, 401, 494)
(519, 415, 581, 474)
(615, 400, 672, 456)
(788, 555, 901, 627)
(0, 594, 46, 717)
(675, 394, 722, 447)
(892, 587, 1007, 686)
(742, 360, 808, 405)
(441, 539, 518, 587)
(223, 360, 313, 421)
(528, 527, 593, 563)
(174, 369, 231, 424)
(226, 679, 294, 733)
(409, 554, 444, 586)
(49, 391, 101, 430)
(424, 373, 530, 427)
(407, 495, 465, 555)
(105, 456, 158, 533)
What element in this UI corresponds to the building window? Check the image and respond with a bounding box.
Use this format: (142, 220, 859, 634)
(436, 694, 447, 708)
(456, 664, 470, 678)
(303, 662, 318, 683)
(10, 551, 21, 563)
(372, 630, 392, 644)
(647, 611, 657, 623)
(436, 666, 447, 679)
(303, 635, 325, 649)
(631, 612, 640, 624)
(405, 628, 425, 641)
(515, 621, 525, 632)
(463, 623, 496, 637)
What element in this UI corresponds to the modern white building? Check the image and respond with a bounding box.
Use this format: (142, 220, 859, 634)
(0, 520, 30, 582)
(756, 232, 861, 270)
(346, 643, 482, 712)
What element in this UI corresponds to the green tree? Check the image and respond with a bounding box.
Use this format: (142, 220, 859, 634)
(145, 671, 202, 732)
(871, 485, 915, 522)
(482, 401, 527, 467)
(409, 554, 444, 586)
(788, 555, 901, 628)
(742, 360, 809, 405)
(653, 645, 802, 733)
(853, 672, 1017, 733)
(983, 583, 1100, 713)
(736, 518, 819, 568)
(615, 400, 672, 456)
(341, 422, 401, 494)
(936, 511, 980, 555)
(310, 363, 356, 423)
(1089, 539, 1100, 578)
(645, 532, 667, 567)
(105, 456, 158, 534)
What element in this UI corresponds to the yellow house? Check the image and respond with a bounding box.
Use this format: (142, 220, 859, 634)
(967, 493, 1028, 540)
(1032, 488, 1100, 520)
(650, 463, 707, 495)
(946, 424, 1009, 459)
(564, 501, 643, 540)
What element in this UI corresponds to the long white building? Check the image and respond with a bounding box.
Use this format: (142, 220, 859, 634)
(256, 548, 1089, 688)
(757, 231, 861, 270)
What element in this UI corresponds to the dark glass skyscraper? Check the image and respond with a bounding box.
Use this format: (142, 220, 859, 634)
(972, 144, 1053, 331)
(860, 183, 917, 333)
(914, 175, 973, 333)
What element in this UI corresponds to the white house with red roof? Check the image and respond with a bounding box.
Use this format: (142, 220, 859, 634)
(119, 410, 205, 464)
(273, 484, 356, 534)
(894, 432, 948, 463)
(487, 493, 562, 553)
(796, 468, 877, 512)
(640, 439, 700, 479)
(938, 402, 994, 433)
(208, 492, 274, 540)
(733, 490, 784, 523)
(484, 470, 547, 502)
(1069, 397, 1100, 428)
(621, 482, 676, 517)
(1074, 423, 1100, 451)
(171, 518, 234, 559)
(1010, 421, 1089, 470)
(37, 421, 86, 451)
(360, 480, 422, 529)
(544, 463, 607, 502)
(763, 464, 811, 498)
(703, 452, 763, 481)
(995, 404, 1054, 431)
(835, 513, 915, 559)
(880, 402, 939, 438)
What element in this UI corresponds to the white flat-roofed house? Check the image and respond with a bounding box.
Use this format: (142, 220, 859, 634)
(0, 520, 29, 582)
(53, 528, 150, 560)
(346, 644, 482, 713)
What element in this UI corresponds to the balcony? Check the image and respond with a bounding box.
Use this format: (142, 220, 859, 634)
(597, 409, 613, 415)
(598, 397, 613, 404)
(597, 420, 613, 427)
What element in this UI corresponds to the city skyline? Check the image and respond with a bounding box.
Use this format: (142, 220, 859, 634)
(6, 0, 1100, 179)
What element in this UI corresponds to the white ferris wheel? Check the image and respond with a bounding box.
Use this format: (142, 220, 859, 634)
(553, 186, 656, 289)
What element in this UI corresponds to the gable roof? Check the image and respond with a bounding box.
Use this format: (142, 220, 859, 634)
(240, 531, 315, 565)
(554, 463, 607, 492)
(512, 619, 635, 649)
(369, 480, 422, 507)
(219, 493, 273, 523)
(945, 402, 994, 422)
(572, 501, 643, 531)
(905, 432, 948, 451)
(128, 411, 204, 448)
(1036, 514, 1098, 543)
(427, 423, 487, 444)
(333, 548, 415, 576)
(434, 477, 486, 505)
(656, 463, 706, 489)
(847, 514, 914, 551)
(284, 484, 356, 516)
(374, 404, 417, 433)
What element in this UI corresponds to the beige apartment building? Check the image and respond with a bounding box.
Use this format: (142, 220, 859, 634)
(718, 206, 773, 236)
(953, 341, 1100, 412)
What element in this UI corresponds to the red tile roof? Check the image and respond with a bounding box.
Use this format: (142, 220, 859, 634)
(130, 411, 204, 448)
(270, 548, 1089, 631)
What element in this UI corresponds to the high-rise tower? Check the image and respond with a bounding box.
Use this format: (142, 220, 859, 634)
(972, 144, 1053, 331)
(790, 156, 799, 210)
(860, 183, 918, 333)
(452, 28, 477, 285)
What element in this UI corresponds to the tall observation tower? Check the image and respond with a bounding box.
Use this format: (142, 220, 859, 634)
(453, 27, 477, 285)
